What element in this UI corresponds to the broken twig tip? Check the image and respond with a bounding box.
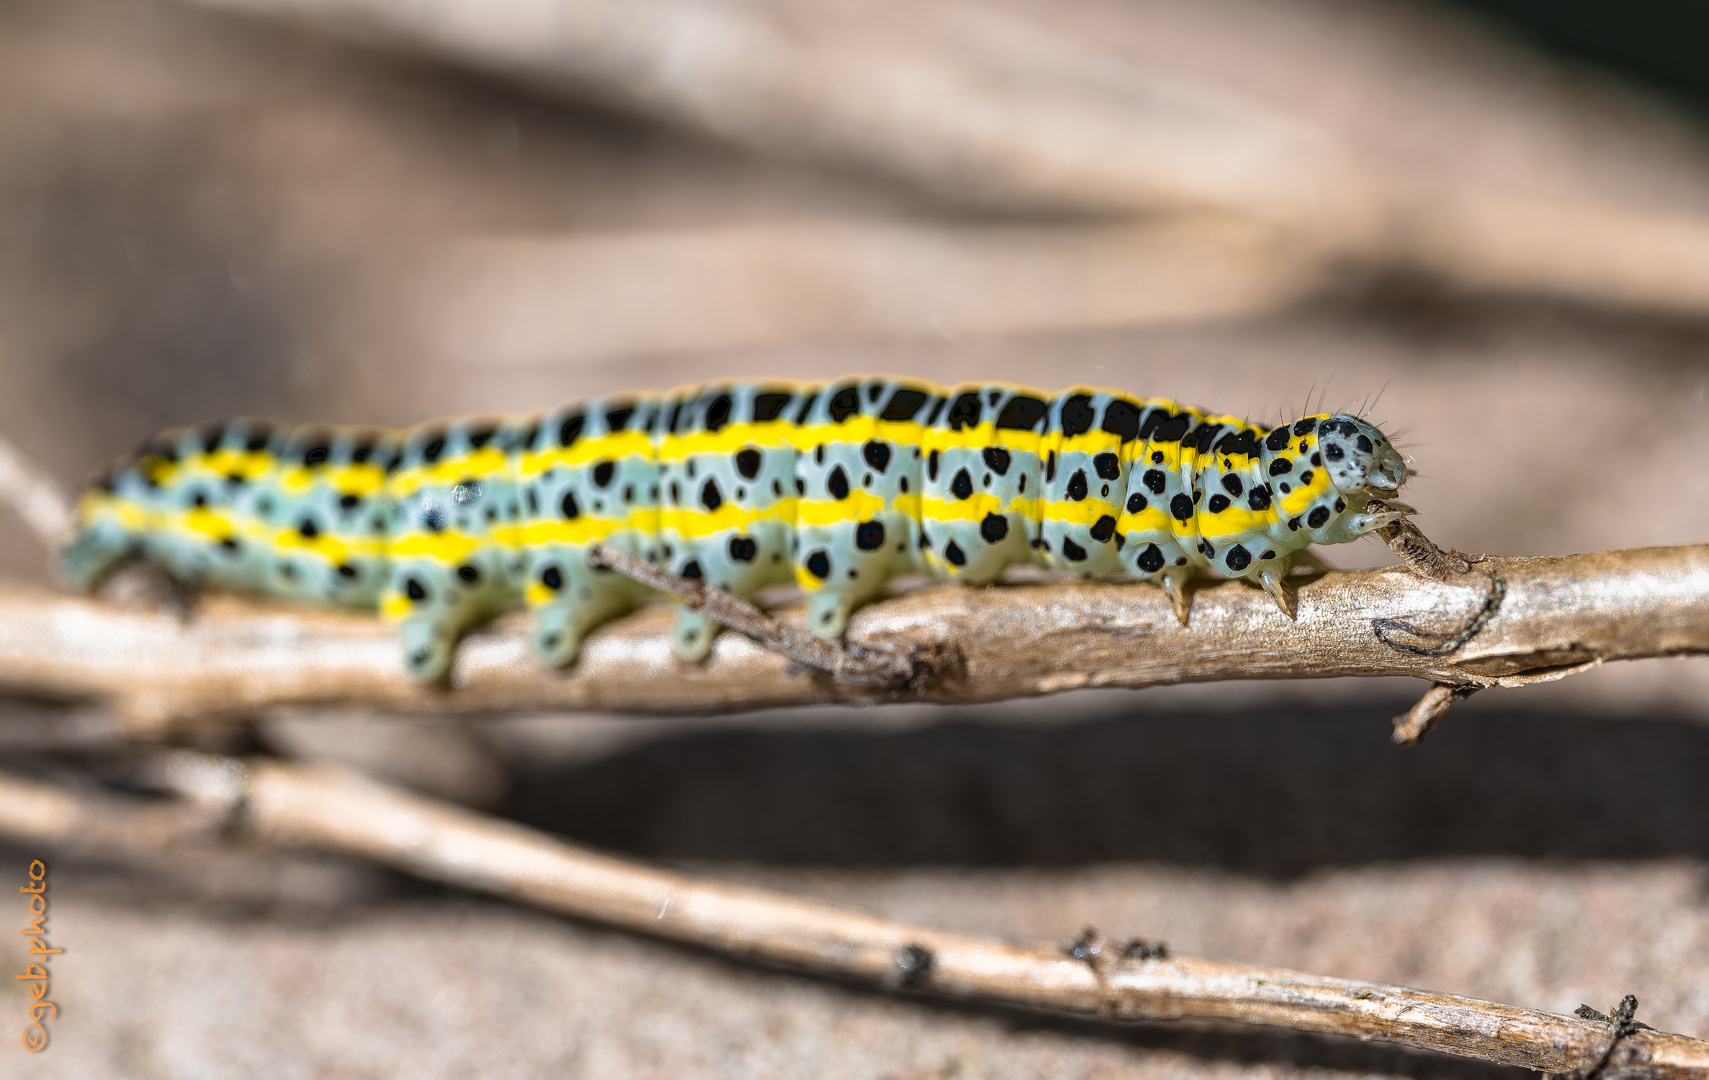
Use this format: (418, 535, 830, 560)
(1392, 683, 1479, 745)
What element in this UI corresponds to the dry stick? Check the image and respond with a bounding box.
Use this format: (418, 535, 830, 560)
(183, 0, 1709, 316)
(0, 434, 75, 550)
(0, 761, 1702, 1076)
(0, 541, 1704, 732)
(1373, 508, 1497, 744)
(583, 544, 933, 690)
(593, 533, 1499, 741)
(1390, 683, 1479, 747)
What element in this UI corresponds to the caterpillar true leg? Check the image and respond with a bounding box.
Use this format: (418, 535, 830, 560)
(1258, 563, 1297, 620)
(1346, 509, 1408, 535)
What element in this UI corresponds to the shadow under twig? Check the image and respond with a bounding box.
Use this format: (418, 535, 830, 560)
(502, 696, 1709, 874)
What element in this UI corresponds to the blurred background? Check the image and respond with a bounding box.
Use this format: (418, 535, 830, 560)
(4, 0, 1709, 1075)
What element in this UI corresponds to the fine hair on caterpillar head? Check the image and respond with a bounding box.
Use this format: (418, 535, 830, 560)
(1269, 381, 1412, 496)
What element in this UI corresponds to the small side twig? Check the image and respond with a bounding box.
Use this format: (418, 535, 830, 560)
(584, 544, 935, 690)
(1371, 504, 1505, 661)
(3, 759, 1705, 1076)
(1372, 506, 1478, 583)
(1372, 510, 1505, 744)
(1391, 683, 1480, 746)
(1562, 996, 1651, 1080)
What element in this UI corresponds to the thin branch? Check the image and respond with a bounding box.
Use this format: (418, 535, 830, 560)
(0, 541, 1703, 731)
(0, 766, 223, 858)
(1373, 506, 1480, 583)
(0, 430, 74, 550)
(1391, 683, 1479, 746)
(584, 544, 936, 690)
(0, 758, 1701, 1076)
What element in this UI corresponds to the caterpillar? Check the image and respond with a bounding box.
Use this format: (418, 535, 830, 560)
(62, 378, 1411, 681)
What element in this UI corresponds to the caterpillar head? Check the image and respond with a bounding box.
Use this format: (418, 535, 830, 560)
(1318, 416, 1407, 496)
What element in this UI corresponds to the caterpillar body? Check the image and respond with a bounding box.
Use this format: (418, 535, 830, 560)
(63, 378, 1411, 681)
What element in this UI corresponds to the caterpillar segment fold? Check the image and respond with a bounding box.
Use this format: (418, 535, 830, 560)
(63, 379, 1412, 680)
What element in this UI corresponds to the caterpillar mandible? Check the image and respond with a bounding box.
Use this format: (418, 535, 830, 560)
(61, 378, 1411, 681)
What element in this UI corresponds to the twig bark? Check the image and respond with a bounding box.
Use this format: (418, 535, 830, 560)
(0, 542, 1702, 731)
(0, 759, 1702, 1075)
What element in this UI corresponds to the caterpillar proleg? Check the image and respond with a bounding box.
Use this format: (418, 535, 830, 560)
(62, 378, 1411, 680)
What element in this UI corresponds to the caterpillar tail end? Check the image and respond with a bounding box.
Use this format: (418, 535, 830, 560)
(1259, 566, 1297, 620)
(58, 524, 132, 593)
(1159, 567, 1192, 627)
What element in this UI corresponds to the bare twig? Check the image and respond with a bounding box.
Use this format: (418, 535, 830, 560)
(0, 430, 74, 549)
(0, 759, 1702, 1075)
(0, 542, 1700, 730)
(186, 0, 1361, 224)
(1371, 576, 1507, 658)
(584, 544, 935, 690)
(1391, 683, 1479, 746)
(1373, 507, 1479, 583)
(0, 766, 223, 858)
